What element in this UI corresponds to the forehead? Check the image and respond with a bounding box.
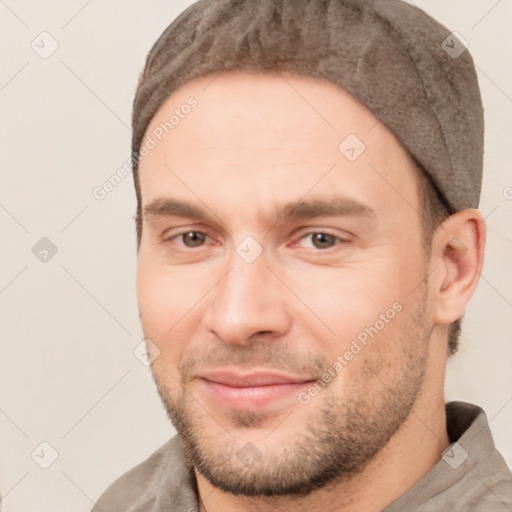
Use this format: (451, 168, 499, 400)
(138, 70, 420, 219)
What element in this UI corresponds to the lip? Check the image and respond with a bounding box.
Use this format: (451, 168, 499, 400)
(196, 370, 314, 411)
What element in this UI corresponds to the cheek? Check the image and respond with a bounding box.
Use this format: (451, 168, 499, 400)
(286, 263, 413, 380)
(136, 257, 203, 350)
(136, 261, 169, 336)
(289, 266, 402, 336)
(136, 268, 191, 378)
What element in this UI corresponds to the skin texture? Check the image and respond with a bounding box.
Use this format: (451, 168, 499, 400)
(136, 71, 485, 512)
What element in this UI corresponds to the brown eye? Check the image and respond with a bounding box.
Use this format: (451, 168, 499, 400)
(308, 232, 338, 249)
(181, 231, 207, 247)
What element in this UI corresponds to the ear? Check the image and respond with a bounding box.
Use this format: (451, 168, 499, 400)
(430, 209, 486, 326)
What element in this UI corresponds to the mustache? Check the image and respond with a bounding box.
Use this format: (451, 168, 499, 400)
(177, 341, 327, 383)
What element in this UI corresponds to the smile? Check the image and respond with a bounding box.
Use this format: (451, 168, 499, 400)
(196, 370, 314, 411)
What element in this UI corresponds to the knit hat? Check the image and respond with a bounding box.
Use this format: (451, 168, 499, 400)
(132, 0, 484, 212)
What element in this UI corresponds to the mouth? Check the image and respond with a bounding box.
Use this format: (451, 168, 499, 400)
(196, 369, 315, 411)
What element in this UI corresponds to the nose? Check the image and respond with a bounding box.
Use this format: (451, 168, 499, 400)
(203, 254, 293, 346)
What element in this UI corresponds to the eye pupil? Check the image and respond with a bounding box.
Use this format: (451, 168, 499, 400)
(183, 232, 206, 247)
(312, 233, 336, 249)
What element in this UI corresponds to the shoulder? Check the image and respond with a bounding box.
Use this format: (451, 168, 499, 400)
(91, 435, 197, 512)
(386, 402, 512, 512)
(440, 402, 512, 510)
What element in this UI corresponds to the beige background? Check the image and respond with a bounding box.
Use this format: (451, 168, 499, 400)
(0, 1, 511, 510)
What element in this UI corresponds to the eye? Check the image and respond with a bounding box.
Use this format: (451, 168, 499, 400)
(296, 232, 345, 250)
(169, 231, 211, 248)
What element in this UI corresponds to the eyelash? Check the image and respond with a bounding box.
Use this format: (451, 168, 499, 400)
(291, 231, 348, 250)
(164, 229, 349, 251)
(165, 231, 214, 247)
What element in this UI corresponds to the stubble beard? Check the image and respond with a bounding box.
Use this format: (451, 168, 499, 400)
(150, 297, 431, 497)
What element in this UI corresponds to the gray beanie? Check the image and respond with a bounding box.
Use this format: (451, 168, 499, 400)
(132, 0, 484, 213)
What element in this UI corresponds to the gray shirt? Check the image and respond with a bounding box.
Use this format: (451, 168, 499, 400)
(92, 402, 512, 511)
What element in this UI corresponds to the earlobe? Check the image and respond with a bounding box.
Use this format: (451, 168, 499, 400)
(432, 209, 486, 325)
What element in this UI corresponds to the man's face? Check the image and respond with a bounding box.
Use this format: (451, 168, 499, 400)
(136, 71, 434, 495)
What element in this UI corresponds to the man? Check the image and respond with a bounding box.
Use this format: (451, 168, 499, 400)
(93, 0, 512, 510)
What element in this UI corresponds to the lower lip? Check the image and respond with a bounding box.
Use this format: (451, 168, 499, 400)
(199, 379, 311, 411)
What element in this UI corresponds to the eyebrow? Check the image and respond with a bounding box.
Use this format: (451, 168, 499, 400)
(142, 195, 376, 225)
